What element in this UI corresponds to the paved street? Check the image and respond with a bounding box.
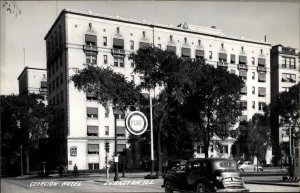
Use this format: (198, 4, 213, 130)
(1, 174, 299, 193)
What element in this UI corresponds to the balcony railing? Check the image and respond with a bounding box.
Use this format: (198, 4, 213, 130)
(111, 48, 125, 55)
(257, 66, 267, 72)
(217, 61, 228, 68)
(83, 45, 98, 52)
(238, 64, 248, 70)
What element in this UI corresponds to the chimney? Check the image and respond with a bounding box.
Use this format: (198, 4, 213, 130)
(264, 35, 267, 42)
(211, 26, 216, 29)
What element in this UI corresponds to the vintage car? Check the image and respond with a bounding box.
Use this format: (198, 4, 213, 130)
(238, 161, 263, 172)
(162, 158, 249, 192)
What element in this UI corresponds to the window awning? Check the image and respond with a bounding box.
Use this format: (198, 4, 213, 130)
(85, 34, 97, 43)
(139, 42, 150, 49)
(117, 144, 126, 153)
(167, 45, 176, 53)
(230, 54, 236, 62)
(181, 48, 191, 57)
(41, 81, 47, 88)
(258, 73, 266, 81)
(113, 38, 124, 47)
(219, 53, 227, 60)
(88, 144, 99, 151)
(117, 127, 126, 135)
(87, 126, 98, 134)
(241, 86, 247, 93)
(195, 50, 204, 57)
(239, 70, 247, 77)
(258, 58, 265, 65)
(239, 55, 247, 63)
(258, 87, 266, 96)
(87, 107, 98, 114)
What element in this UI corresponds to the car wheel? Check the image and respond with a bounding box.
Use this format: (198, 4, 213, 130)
(196, 183, 207, 192)
(164, 181, 174, 193)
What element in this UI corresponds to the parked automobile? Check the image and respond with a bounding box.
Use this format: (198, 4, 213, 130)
(162, 158, 249, 192)
(238, 161, 263, 172)
(162, 159, 187, 173)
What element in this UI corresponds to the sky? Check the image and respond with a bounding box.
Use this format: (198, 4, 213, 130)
(1, 1, 299, 95)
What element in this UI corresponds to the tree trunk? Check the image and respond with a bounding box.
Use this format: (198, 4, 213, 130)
(25, 148, 30, 174)
(157, 125, 162, 175)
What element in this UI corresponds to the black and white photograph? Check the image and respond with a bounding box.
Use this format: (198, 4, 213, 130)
(1, 1, 299, 192)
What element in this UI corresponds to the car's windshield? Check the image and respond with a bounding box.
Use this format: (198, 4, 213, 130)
(218, 161, 238, 170)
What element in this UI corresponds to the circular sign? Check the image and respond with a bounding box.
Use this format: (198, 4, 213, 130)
(125, 111, 148, 135)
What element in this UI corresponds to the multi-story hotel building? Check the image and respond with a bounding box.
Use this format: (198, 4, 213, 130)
(45, 9, 272, 170)
(18, 66, 47, 97)
(270, 45, 300, 165)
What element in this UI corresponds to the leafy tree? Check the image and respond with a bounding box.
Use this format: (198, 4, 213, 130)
(129, 47, 193, 173)
(244, 113, 271, 163)
(276, 83, 300, 145)
(71, 65, 142, 110)
(1, 94, 52, 175)
(182, 63, 244, 158)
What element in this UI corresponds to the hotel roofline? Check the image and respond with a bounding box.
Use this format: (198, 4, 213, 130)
(45, 9, 271, 47)
(17, 66, 46, 80)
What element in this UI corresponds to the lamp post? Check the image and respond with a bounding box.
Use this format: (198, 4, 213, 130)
(149, 91, 154, 175)
(113, 108, 120, 181)
(289, 126, 294, 177)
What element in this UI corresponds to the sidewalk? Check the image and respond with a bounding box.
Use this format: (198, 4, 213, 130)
(245, 180, 299, 187)
(14, 172, 157, 181)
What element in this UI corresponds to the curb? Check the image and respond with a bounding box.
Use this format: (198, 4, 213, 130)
(245, 181, 299, 187)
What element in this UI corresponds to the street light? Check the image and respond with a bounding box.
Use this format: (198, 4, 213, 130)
(149, 90, 154, 175)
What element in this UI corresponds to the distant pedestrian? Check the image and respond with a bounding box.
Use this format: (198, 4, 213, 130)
(73, 164, 78, 176)
(59, 164, 64, 177)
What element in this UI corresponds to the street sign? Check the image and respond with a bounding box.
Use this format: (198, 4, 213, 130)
(125, 111, 148, 135)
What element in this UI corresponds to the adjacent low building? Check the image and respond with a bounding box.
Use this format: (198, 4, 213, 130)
(44, 9, 272, 170)
(270, 45, 300, 165)
(17, 66, 47, 100)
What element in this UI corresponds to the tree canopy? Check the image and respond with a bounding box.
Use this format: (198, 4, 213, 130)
(275, 83, 300, 143)
(71, 65, 142, 110)
(130, 47, 244, 158)
(182, 63, 244, 157)
(1, 94, 53, 175)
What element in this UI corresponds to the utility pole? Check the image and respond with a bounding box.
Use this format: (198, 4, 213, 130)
(113, 109, 120, 181)
(150, 90, 154, 175)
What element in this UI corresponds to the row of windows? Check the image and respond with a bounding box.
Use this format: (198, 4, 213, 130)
(87, 125, 126, 137)
(282, 73, 297, 83)
(87, 143, 126, 154)
(86, 107, 125, 120)
(238, 71, 266, 82)
(84, 30, 266, 59)
(47, 25, 63, 60)
(49, 72, 64, 94)
(84, 33, 267, 66)
(48, 56, 64, 78)
(240, 101, 266, 111)
(240, 86, 266, 97)
(281, 57, 296, 69)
